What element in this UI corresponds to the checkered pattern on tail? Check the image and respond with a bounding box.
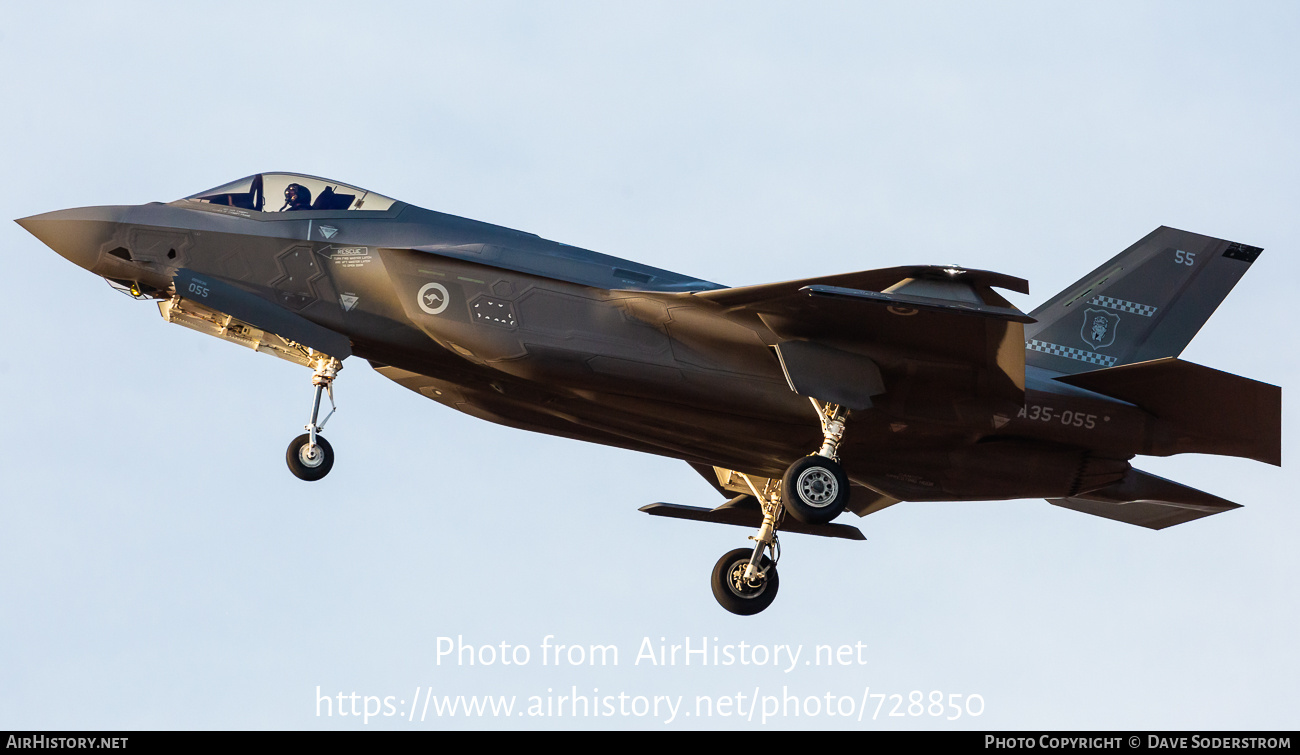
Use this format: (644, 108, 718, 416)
(1025, 227, 1262, 375)
(1026, 339, 1117, 367)
(1089, 295, 1157, 317)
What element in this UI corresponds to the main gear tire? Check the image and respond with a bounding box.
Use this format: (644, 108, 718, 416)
(781, 455, 849, 525)
(710, 548, 779, 616)
(286, 433, 334, 481)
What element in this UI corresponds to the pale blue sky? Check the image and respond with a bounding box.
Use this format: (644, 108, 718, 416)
(1, 1, 1296, 729)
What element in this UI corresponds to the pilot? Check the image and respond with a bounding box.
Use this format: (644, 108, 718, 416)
(282, 183, 313, 211)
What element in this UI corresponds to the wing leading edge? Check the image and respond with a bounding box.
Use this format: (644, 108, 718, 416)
(691, 265, 1034, 406)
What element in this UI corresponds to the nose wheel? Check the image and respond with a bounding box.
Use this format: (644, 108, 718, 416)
(286, 356, 341, 481)
(287, 433, 334, 481)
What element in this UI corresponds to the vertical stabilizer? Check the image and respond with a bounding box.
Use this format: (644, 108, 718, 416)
(1025, 227, 1261, 374)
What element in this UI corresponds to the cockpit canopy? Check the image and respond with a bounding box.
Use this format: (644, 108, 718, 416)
(183, 173, 398, 213)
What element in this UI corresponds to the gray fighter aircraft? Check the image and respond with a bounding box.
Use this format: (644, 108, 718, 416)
(18, 172, 1281, 615)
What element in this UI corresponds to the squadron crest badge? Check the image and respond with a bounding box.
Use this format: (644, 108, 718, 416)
(1081, 308, 1120, 349)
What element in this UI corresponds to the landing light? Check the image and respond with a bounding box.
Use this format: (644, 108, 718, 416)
(105, 278, 155, 300)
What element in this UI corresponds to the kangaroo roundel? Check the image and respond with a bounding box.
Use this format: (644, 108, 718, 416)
(417, 282, 450, 315)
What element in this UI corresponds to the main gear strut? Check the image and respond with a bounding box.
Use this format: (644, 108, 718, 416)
(781, 400, 852, 525)
(709, 400, 855, 615)
(710, 472, 783, 616)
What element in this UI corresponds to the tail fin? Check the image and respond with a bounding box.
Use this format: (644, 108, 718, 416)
(1025, 227, 1261, 373)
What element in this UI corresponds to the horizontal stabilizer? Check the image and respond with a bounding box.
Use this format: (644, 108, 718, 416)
(640, 498, 866, 541)
(1055, 358, 1281, 466)
(1047, 468, 1241, 530)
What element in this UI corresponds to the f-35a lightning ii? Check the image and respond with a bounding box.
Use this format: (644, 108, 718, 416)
(18, 172, 1281, 615)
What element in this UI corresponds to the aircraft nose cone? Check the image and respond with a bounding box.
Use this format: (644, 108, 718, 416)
(16, 206, 130, 272)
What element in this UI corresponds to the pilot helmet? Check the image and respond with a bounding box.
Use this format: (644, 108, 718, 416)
(284, 183, 312, 210)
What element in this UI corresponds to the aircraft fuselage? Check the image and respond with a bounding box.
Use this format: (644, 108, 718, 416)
(22, 198, 1148, 504)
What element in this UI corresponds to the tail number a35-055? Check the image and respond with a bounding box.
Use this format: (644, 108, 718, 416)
(187, 280, 210, 299)
(1017, 405, 1099, 430)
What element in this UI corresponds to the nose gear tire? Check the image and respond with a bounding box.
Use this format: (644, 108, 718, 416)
(781, 455, 849, 525)
(286, 433, 334, 481)
(710, 547, 779, 616)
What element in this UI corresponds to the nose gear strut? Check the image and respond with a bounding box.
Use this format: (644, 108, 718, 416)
(285, 355, 342, 481)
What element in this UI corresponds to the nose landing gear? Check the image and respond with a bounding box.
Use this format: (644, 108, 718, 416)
(287, 433, 334, 481)
(286, 355, 341, 481)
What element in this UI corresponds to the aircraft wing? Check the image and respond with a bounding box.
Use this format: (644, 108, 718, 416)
(694, 265, 1029, 308)
(690, 265, 1034, 407)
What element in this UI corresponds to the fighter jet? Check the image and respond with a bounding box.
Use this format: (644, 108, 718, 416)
(17, 172, 1281, 615)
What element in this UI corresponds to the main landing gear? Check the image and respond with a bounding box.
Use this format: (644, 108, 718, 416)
(710, 473, 784, 615)
(285, 356, 342, 481)
(782, 400, 851, 525)
(709, 400, 851, 615)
